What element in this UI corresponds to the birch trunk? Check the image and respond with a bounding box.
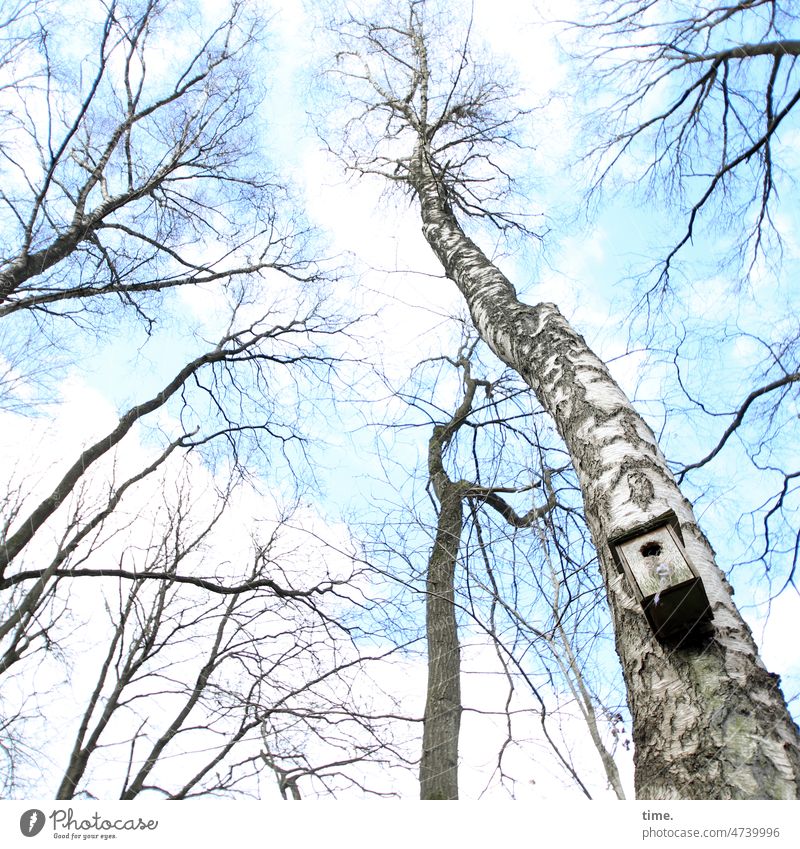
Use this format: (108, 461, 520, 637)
(409, 148, 800, 799)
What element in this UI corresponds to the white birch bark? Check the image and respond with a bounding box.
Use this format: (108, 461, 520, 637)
(409, 148, 800, 799)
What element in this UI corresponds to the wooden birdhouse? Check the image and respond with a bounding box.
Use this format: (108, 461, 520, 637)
(608, 510, 713, 641)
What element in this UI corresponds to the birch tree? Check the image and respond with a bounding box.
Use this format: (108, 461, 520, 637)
(327, 0, 800, 799)
(571, 0, 800, 599)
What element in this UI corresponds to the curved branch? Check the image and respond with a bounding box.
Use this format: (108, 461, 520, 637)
(467, 472, 556, 527)
(0, 567, 347, 598)
(678, 372, 800, 481)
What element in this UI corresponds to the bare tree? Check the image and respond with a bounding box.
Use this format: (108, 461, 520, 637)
(0, 0, 315, 324)
(425, 344, 626, 799)
(477, 506, 629, 800)
(326, 0, 800, 798)
(0, 286, 393, 796)
(0, 478, 407, 799)
(418, 345, 563, 799)
(0, 0, 420, 801)
(368, 332, 629, 798)
(573, 0, 800, 286)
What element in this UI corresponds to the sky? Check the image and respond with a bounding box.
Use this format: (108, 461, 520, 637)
(0, 0, 798, 805)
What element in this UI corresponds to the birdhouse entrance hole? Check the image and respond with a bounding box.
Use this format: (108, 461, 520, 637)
(640, 541, 662, 558)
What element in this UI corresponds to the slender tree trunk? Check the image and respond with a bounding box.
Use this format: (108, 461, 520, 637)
(420, 481, 463, 800)
(554, 618, 627, 799)
(419, 363, 479, 800)
(409, 147, 800, 799)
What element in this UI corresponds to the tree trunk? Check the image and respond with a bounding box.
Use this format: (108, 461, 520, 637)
(409, 148, 800, 799)
(419, 481, 463, 800)
(419, 364, 477, 800)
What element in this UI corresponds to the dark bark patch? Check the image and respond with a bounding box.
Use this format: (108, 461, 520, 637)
(627, 471, 655, 509)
